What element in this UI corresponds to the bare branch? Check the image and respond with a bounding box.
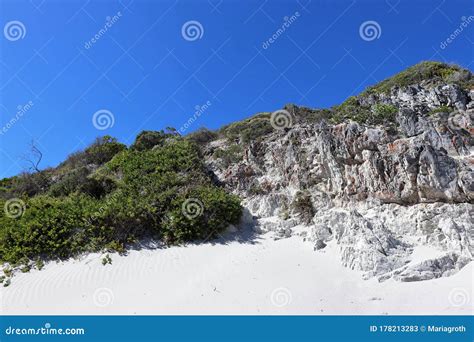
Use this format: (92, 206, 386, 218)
(21, 140, 43, 173)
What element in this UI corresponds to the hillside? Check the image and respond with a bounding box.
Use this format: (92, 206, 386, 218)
(0, 61, 473, 286)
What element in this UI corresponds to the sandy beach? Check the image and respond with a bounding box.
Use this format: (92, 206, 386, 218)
(1, 227, 472, 315)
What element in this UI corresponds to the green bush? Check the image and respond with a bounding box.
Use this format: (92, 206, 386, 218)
(0, 139, 243, 267)
(131, 130, 179, 151)
(48, 167, 111, 198)
(92, 140, 242, 246)
(161, 186, 241, 244)
(84, 136, 126, 165)
(0, 194, 99, 263)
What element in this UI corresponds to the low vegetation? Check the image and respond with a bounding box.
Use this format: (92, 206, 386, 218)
(185, 127, 218, 145)
(329, 61, 471, 125)
(427, 105, 453, 116)
(215, 107, 333, 144)
(213, 144, 244, 168)
(363, 61, 473, 95)
(331, 98, 398, 125)
(0, 135, 242, 269)
(218, 112, 273, 144)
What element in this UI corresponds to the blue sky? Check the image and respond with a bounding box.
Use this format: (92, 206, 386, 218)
(0, 0, 472, 178)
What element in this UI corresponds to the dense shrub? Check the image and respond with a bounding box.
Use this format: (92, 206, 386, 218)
(0, 138, 242, 267)
(0, 194, 99, 263)
(94, 140, 242, 244)
(83, 136, 127, 165)
(161, 186, 242, 244)
(48, 167, 111, 198)
(103, 140, 206, 185)
(47, 136, 125, 198)
(48, 168, 89, 197)
(131, 130, 178, 151)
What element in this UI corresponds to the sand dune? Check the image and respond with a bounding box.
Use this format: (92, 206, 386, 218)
(1, 227, 472, 315)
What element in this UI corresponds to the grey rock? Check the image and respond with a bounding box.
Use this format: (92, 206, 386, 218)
(206, 79, 474, 282)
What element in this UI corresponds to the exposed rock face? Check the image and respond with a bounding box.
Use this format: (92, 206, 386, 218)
(360, 83, 471, 112)
(311, 202, 472, 282)
(206, 80, 474, 282)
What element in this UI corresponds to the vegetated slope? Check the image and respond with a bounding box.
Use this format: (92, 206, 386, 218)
(0, 61, 472, 284)
(0, 132, 241, 275)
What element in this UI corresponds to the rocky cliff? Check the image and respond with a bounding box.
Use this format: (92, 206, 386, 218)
(204, 62, 474, 282)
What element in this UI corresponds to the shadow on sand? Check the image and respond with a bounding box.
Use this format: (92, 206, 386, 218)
(125, 211, 262, 254)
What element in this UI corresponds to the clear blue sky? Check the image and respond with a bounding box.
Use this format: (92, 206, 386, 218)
(0, 0, 472, 178)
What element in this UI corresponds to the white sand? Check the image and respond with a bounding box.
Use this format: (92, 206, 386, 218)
(1, 228, 472, 315)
